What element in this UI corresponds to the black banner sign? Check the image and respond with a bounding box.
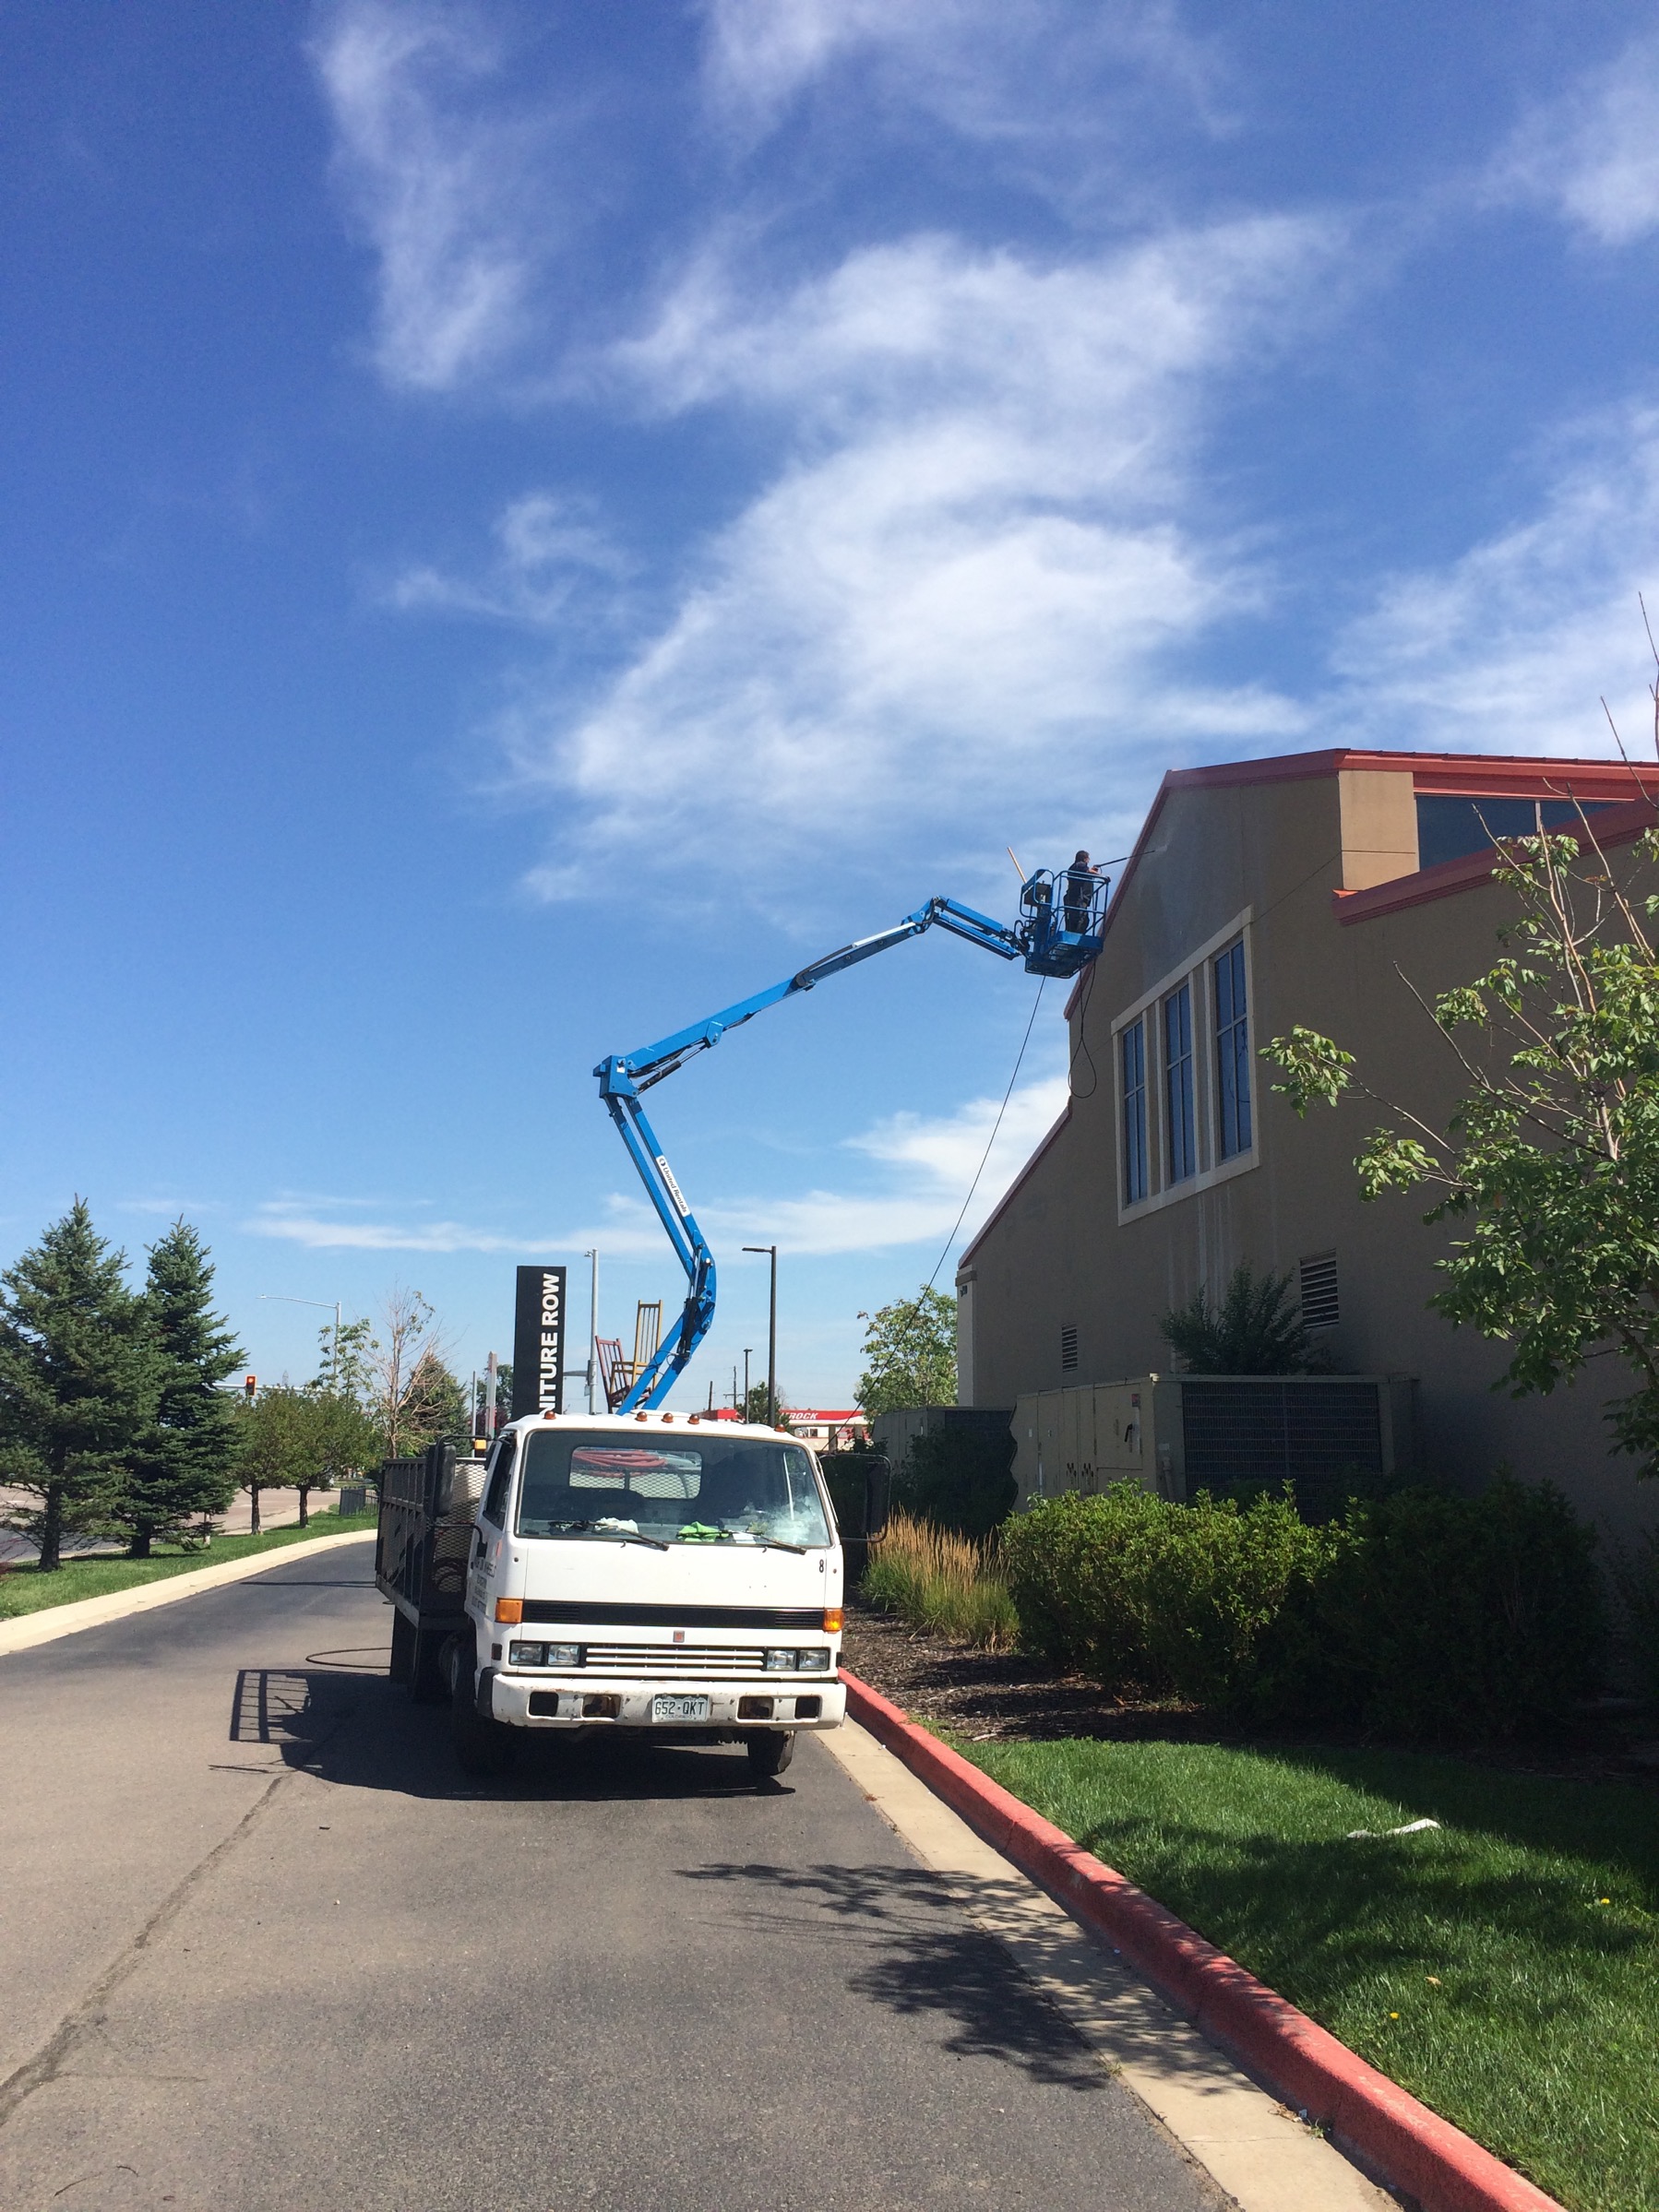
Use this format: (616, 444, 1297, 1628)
(511, 1265, 567, 1421)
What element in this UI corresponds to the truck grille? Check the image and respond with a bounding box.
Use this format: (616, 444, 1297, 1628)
(576, 1643, 770, 1678)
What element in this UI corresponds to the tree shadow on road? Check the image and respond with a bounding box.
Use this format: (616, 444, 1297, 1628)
(680, 1860, 1107, 2092)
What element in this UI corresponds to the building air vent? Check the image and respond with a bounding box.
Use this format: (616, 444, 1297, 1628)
(1299, 1253, 1339, 1332)
(1060, 1325, 1079, 1372)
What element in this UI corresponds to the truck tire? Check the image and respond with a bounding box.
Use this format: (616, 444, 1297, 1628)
(746, 1730, 795, 1780)
(410, 1627, 447, 1706)
(451, 1654, 518, 1778)
(388, 1606, 415, 1686)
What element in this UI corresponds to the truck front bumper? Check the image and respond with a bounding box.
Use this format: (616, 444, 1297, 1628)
(488, 1672, 846, 1733)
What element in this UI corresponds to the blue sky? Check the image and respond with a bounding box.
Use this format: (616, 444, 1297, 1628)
(4, 1, 1659, 1408)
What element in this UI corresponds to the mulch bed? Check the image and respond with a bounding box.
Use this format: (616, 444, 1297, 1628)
(841, 1594, 1659, 1780)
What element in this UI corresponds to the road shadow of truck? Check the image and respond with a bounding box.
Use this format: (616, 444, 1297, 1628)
(229, 1661, 790, 1804)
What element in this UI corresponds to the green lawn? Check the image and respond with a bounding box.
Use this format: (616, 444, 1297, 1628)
(0, 1510, 379, 1619)
(953, 1736, 1659, 2212)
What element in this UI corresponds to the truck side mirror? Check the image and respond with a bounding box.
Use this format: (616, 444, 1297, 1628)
(864, 1457, 892, 1540)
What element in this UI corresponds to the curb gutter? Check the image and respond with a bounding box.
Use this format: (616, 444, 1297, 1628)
(840, 1668, 1563, 2212)
(0, 1527, 374, 1658)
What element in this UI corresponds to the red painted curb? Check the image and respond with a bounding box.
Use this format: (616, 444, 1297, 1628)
(841, 1668, 1563, 2212)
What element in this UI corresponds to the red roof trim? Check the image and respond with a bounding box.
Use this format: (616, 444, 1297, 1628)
(1334, 795, 1658, 924)
(1068, 746, 1657, 1003)
(959, 1100, 1072, 1268)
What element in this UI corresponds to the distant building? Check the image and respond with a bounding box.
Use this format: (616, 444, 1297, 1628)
(959, 747, 1659, 1548)
(705, 1405, 870, 1449)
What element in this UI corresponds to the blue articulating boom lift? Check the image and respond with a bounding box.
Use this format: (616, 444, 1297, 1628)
(594, 863, 1109, 1411)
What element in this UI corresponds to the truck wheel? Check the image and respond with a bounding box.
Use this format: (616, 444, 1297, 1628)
(451, 1655, 518, 1778)
(388, 1607, 415, 1686)
(746, 1730, 795, 1780)
(410, 1627, 447, 1706)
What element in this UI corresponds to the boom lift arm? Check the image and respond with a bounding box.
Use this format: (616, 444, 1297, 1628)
(594, 867, 1108, 1411)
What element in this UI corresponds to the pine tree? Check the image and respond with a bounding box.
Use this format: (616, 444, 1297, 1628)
(113, 1221, 245, 1558)
(0, 1201, 158, 1571)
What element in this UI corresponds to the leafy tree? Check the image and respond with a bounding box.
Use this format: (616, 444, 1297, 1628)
(234, 1384, 312, 1533)
(1263, 822, 1659, 1477)
(1158, 1264, 1317, 1375)
(0, 1201, 158, 1570)
(743, 1382, 790, 1426)
(110, 1220, 244, 1557)
(855, 1288, 957, 1416)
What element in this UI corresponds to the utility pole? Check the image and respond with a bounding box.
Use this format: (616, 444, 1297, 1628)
(743, 1348, 752, 1421)
(583, 1248, 599, 1414)
(743, 1244, 779, 1428)
(484, 1350, 499, 1442)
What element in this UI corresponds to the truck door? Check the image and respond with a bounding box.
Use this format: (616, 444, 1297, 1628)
(470, 1433, 518, 1623)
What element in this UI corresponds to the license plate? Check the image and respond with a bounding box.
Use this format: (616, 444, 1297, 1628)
(651, 1693, 710, 1722)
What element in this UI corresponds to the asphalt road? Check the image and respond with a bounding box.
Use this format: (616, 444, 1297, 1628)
(0, 1539, 1223, 2212)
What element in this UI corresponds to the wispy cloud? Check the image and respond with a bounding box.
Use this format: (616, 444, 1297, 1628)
(385, 492, 628, 625)
(1331, 403, 1659, 756)
(242, 1068, 1067, 1263)
(313, 0, 569, 391)
(701, 0, 1229, 195)
(501, 220, 1330, 901)
(1489, 33, 1659, 246)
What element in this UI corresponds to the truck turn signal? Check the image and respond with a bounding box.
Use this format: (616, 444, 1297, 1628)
(495, 1597, 523, 1624)
(822, 1608, 842, 1634)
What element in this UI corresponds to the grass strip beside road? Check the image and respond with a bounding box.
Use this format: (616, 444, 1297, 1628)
(0, 1511, 379, 1618)
(950, 1735, 1657, 2212)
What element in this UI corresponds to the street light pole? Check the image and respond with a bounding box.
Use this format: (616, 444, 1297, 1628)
(257, 1294, 342, 1381)
(743, 1348, 752, 1421)
(743, 1245, 778, 1428)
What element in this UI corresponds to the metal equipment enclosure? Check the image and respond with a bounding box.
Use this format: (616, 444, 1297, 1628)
(1011, 1373, 1418, 1512)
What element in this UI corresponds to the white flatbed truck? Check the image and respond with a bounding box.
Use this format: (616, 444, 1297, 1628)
(377, 1410, 847, 1781)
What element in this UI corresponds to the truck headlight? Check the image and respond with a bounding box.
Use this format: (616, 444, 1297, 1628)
(763, 1648, 794, 1671)
(545, 1643, 583, 1669)
(509, 1640, 546, 1667)
(797, 1648, 831, 1672)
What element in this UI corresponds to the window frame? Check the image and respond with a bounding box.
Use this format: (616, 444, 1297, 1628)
(1120, 1017, 1149, 1204)
(1213, 936, 1252, 1161)
(1163, 980, 1197, 1183)
(1111, 908, 1258, 1220)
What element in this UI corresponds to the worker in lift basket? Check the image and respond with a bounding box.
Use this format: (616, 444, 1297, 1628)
(1064, 850, 1099, 935)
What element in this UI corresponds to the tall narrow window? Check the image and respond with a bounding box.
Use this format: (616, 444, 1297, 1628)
(1214, 939, 1252, 1160)
(1121, 1019, 1148, 1203)
(1164, 982, 1196, 1182)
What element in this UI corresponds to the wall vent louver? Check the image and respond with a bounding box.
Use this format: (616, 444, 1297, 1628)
(1299, 1253, 1340, 1332)
(1059, 1325, 1080, 1372)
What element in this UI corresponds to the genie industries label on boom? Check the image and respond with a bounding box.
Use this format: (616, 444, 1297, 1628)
(511, 1266, 567, 1420)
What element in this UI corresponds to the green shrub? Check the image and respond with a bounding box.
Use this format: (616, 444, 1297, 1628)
(1003, 1475, 1605, 1739)
(895, 1423, 1016, 1538)
(1296, 1480, 1606, 1741)
(1001, 1482, 1331, 1707)
(1609, 1527, 1659, 1709)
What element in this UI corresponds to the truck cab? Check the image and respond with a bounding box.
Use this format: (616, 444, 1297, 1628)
(450, 1409, 846, 1780)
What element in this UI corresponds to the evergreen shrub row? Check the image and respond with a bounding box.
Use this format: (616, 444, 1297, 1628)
(1000, 1478, 1605, 1740)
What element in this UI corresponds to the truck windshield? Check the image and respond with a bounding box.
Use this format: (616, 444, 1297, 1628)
(515, 1431, 831, 1549)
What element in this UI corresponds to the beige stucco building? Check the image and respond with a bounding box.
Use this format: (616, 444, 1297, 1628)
(958, 747, 1659, 1549)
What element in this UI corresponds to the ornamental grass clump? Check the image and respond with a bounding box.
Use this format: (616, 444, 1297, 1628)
(861, 1509, 1019, 1649)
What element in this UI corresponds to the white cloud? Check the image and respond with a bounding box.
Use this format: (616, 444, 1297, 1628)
(312, 0, 559, 391)
(242, 1069, 1068, 1263)
(1492, 35, 1659, 246)
(386, 493, 627, 625)
(1331, 404, 1659, 757)
(504, 220, 1328, 900)
(700, 0, 1226, 179)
